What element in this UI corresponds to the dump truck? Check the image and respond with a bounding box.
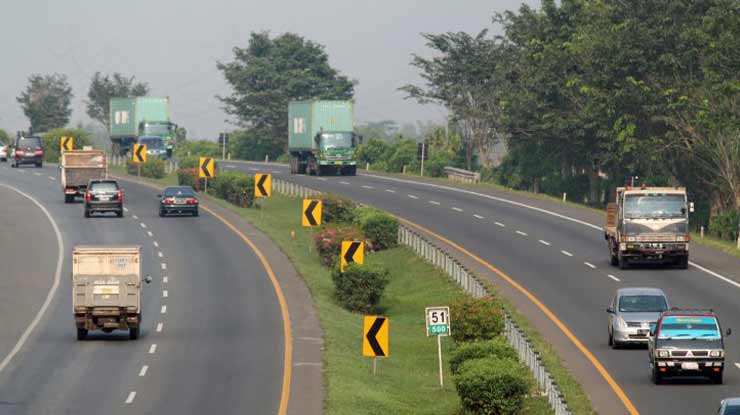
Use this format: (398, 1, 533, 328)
(288, 100, 360, 176)
(72, 246, 151, 340)
(61, 149, 107, 203)
(605, 185, 692, 269)
(109, 97, 176, 157)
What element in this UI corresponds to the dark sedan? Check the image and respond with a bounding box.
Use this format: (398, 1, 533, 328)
(159, 186, 199, 217)
(12, 137, 44, 168)
(84, 179, 123, 217)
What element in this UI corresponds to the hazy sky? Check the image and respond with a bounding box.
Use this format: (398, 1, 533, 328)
(0, 0, 532, 138)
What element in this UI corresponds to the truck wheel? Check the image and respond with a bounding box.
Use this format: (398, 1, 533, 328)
(116, 209, 123, 218)
(129, 327, 140, 340)
(651, 366, 662, 384)
(76, 328, 88, 341)
(676, 256, 689, 270)
(347, 166, 357, 176)
(618, 252, 629, 270)
(289, 155, 298, 174)
(84, 208, 90, 218)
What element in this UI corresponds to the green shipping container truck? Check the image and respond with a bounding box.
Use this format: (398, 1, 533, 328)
(288, 100, 361, 176)
(109, 97, 177, 157)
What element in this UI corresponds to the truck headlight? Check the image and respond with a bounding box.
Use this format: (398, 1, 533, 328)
(710, 350, 723, 357)
(676, 235, 686, 242)
(658, 349, 670, 357)
(627, 236, 636, 242)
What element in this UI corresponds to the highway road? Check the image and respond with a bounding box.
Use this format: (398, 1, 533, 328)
(224, 160, 740, 415)
(0, 164, 284, 415)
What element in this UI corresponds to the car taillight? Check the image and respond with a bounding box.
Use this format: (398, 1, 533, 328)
(34, 151, 43, 156)
(85, 191, 92, 201)
(163, 198, 174, 204)
(15, 151, 24, 156)
(116, 190, 123, 201)
(186, 198, 198, 204)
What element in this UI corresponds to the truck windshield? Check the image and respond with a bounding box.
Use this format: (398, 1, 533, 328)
(624, 194, 686, 219)
(618, 295, 667, 313)
(320, 133, 352, 150)
(142, 123, 170, 136)
(138, 137, 164, 149)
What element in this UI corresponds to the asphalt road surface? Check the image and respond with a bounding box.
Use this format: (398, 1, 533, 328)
(0, 164, 284, 415)
(224, 160, 740, 415)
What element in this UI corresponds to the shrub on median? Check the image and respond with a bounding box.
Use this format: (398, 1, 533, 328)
(455, 357, 530, 415)
(331, 263, 390, 313)
(177, 168, 204, 191)
(313, 225, 364, 267)
(208, 171, 255, 208)
(127, 159, 166, 179)
(449, 338, 517, 375)
(450, 296, 505, 343)
(353, 207, 399, 251)
(321, 194, 357, 224)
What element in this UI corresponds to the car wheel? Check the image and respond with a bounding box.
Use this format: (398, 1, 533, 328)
(651, 366, 662, 384)
(84, 209, 90, 218)
(608, 330, 614, 347)
(64, 194, 72, 204)
(129, 327, 140, 340)
(117, 209, 123, 218)
(618, 252, 629, 270)
(193, 208, 199, 217)
(76, 328, 88, 341)
(159, 208, 165, 217)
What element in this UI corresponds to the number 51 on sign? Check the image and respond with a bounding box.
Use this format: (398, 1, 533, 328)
(425, 306, 451, 389)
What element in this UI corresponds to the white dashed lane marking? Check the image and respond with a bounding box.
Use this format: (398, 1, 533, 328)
(48, 176, 56, 180)
(539, 240, 551, 246)
(140, 223, 147, 229)
(139, 365, 148, 377)
(162, 276, 168, 284)
(451, 207, 463, 212)
(734, 362, 740, 372)
(340, 181, 350, 185)
(361, 185, 374, 189)
(123, 207, 129, 212)
(408, 195, 419, 199)
(494, 222, 506, 227)
(153, 241, 159, 247)
(125, 391, 136, 404)
(156, 322, 164, 333)
(163, 290, 168, 298)
(607, 274, 621, 282)
(161, 305, 167, 314)
(515, 230, 528, 236)
(584, 262, 596, 269)
(429, 201, 440, 205)
(473, 214, 484, 219)
(147, 231, 153, 237)
(316, 177, 327, 181)
(158, 252, 163, 258)
(561, 250, 574, 257)
(161, 263, 167, 270)
(132, 215, 138, 219)
(33, 172, 41, 176)
(385, 189, 396, 193)
(148, 344, 157, 354)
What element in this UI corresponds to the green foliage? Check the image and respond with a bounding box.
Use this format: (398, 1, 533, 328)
(85, 72, 148, 128)
(127, 159, 165, 179)
(174, 140, 221, 159)
(450, 296, 505, 343)
(353, 207, 398, 251)
(178, 156, 200, 169)
(449, 338, 517, 375)
(41, 128, 92, 162)
(425, 152, 451, 178)
(313, 225, 364, 267)
(208, 171, 255, 208)
(708, 211, 740, 241)
(17, 73, 73, 132)
(229, 127, 284, 161)
(357, 138, 392, 165)
(387, 139, 418, 172)
(330, 263, 390, 313)
(217, 31, 355, 152)
(321, 194, 357, 224)
(455, 357, 530, 415)
(177, 168, 204, 191)
(0, 129, 10, 144)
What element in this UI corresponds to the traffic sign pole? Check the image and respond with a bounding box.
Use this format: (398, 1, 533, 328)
(437, 334, 443, 388)
(420, 141, 425, 177)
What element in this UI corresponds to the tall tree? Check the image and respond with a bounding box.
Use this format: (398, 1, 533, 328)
(217, 31, 356, 152)
(17, 73, 73, 132)
(86, 72, 149, 129)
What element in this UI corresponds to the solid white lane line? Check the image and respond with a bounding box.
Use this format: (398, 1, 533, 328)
(162, 276, 168, 284)
(689, 262, 740, 290)
(161, 305, 167, 314)
(340, 181, 350, 185)
(452, 207, 463, 212)
(140, 223, 147, 229)
(607, 274, 621, 282)
(0, 184, 63, 375)
(539, 240, 551, 246)
(734, 362, 740, 372)
(147, 231, 153, 237)
(125, 391, 136, 404)
(516, 230, 528, 236)
(361, 185, 374, 189)
(158, 251, 163, 258)
(33, 172, 41, 176)
(156, 322, 164, 332)
(494, 222, 506, 227)
(316, 177, 327, 181)
(473, 214, 484, 219)
(584, 262, 596, 269)
(153, 241, 159, 247)
(48, 176, 56, 180)
(149, 344, 157, 354)
(139, 365, 148, 377)
(133, 215, 139, 219)
(561, 250, 574, 257)
(408, 195, 419, 199)
(429, 201, 440, 205)
(163, 290, 168, 298)
(161, 263, 167, 270)
(249, 168, 258, 171)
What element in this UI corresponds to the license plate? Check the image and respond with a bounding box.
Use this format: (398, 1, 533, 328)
(336, 161, 343, 165)
(638, 329, 648, 335)
(93, 285, 119, 295)
(681, 362, 699, 370)
(98, 195, 111, 201)
(176, 199, 186, 204)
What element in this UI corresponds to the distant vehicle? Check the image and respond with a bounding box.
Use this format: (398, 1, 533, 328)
(72, 245, 151, 340)
(605, 185, 692, 269)
(648, 308, 731, 384)
(288, 100, 361, 176)
(12, 136, 43, 168)
(158, 186, 199, 217)
(109, 96, 176, 157)
(84, 179, 123, 218)
(719, 398, 740, 414)
(61, 149, 107, 203)
(137, 136, 167, 159)
(607, 287, 669, 348)
(0, 144, 7, 162)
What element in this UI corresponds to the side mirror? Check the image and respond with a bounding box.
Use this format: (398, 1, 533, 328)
(606, 307, 614, 314)
(689, 202, 695, 213)
(314, 134, 321, 144)
(649, 323, 657, 336)
(726, 328, 732, 336)
(156, 194, 162, 198)
(144, 275, 153, 284)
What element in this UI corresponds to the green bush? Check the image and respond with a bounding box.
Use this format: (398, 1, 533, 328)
(449, 338, 517, 375)
(331, 263, 390, 313)
(208, 171, 255, 208)
(708, 211, 740, 241)
(455, 357, 530, 415)
(313, 225, 364, 267)
(321, 194, 357, 224)
(450, 296, 505, 343)
(177, 168, 204, 191)
(41, 128, 92, 162)
(387, 139, 418, 172)
(178, 156, 200, 169)
(353, 207, 398, 251)
(424, 152, 450, 178)
(127, 159, 166, 178)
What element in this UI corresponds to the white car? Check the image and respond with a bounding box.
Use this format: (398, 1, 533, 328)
(0, 144, 7, 162)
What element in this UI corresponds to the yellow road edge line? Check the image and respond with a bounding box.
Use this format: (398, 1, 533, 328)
(113, 176, 292, 415)
(397, 216, 639, 415)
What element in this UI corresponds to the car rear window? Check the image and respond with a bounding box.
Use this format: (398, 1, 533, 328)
(17, 138, 42, 149)
(725, 405, 740, 414)
(164, 187, 195, 197)
(90, 182, 118, 192)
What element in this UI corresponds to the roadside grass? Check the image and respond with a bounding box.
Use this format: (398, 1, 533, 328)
(690, 233, 740, 260)
(110, 165, 177, 186)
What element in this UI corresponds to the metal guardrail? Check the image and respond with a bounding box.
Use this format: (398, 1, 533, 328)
(269, 177, 572, 415)
(443, 166, 481, 184)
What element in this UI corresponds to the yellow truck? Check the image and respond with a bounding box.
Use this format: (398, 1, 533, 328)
(72, 246, 151, 340)
(61, 150, 107, 203)
(605, 186, 692, 269)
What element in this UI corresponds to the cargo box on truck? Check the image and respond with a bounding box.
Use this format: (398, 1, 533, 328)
(288, 100, 361, 176)
(72, 245, 151, 340)
(60, 150, 107, 203)
(109, 97, 176, 157)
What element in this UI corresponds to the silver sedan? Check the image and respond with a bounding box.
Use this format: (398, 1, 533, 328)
(607, 287, 669, 348)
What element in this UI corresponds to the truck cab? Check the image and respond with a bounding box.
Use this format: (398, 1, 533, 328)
(139, 121, 176, 158)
